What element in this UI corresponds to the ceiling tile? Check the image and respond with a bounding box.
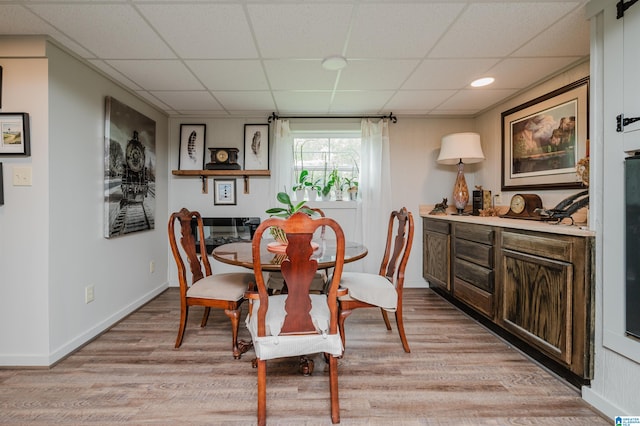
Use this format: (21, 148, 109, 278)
(330, 91, 396, 113)
(137, 3, 258, 59)
(150, 91, 224, 111)
(385, 90, 457, 112)
(488, 57, 584, 89)
(437, 88, 519, 112)
(403, 59, 500, 90)
(337, 60, 419, 90)
(27, 4, 175, 59)
(264, 60, 337, 90)
(514, 5, 590, 57)
(273, 92, 333, 114)
(87, 60, 143, 91)
(105, 60, 204, 90)
(213, 91, 276, 112)
(186, 60, 269, 90)
(247, 3, 353, 58)
(430, 2, 579, 58)
(347, 3, 464, 59)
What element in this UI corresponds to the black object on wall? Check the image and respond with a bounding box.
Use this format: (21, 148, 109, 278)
(0, 163, 4, 205)
(625, 153, 640, 338)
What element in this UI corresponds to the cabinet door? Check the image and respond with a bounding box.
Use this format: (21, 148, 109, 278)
(424, 230, 450, 291)
(500, 249, 573, 365)
(623, 1, 640, 148)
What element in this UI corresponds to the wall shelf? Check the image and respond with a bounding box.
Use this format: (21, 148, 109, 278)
(171, 169, 271, 194)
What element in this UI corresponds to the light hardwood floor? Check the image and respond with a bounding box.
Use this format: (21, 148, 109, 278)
(0, 288, 610, 425)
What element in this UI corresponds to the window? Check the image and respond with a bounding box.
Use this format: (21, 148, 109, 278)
(292, 132, 361, 201)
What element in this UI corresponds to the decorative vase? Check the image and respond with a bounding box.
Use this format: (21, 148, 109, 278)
(452, 161, 469, 214)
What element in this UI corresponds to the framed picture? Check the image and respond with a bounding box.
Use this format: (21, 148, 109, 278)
(502, 77, 589, 191)
(244, 123, 269, 170)
(0, 163, 4, 205)
(214, 179, 236, 205)
(104, 96, 156, 238)
(178, 124, 206, 170)
(0, 113, 30, 156)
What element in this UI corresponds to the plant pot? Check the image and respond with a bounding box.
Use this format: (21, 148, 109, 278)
(321, 193, 331, 201)
(334, 189, 343, 201)
(348, 189, 358, 201)
(294, 189, 306, 201)
(269, 226, 288, 245)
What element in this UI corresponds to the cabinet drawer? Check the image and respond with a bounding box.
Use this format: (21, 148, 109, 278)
(454, 257, 493, 293)
(424, 219, 450, 234)
(453, 277, 493, 319)
(455, 238, 493, 268)
(502, 231, 572, 262)
(455, 223, 493, 244)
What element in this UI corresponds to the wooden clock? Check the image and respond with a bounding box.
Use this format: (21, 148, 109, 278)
(501, 193, 544, 219)
(206, 148, 241, 170)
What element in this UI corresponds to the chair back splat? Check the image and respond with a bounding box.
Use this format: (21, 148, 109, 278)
(246, 211, 345, 425)
(338, 207, 414, 353)
(168, 208, 253, 359)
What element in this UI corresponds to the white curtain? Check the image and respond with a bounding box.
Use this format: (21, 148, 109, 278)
(271, 119, 294, 200)
(356, 119, 392, 273)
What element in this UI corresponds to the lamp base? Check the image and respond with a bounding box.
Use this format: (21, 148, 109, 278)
(452, 161, 469, 215)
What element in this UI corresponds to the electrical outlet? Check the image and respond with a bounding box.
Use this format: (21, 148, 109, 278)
(85, 285, 95, 304)
(494, 193, 502, 205)
(149, 260, 155, 274)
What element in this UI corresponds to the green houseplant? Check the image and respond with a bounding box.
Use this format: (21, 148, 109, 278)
(265, 192, 319, 243)
(319, 168, 338, 200)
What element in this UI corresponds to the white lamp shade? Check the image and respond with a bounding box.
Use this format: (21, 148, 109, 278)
(437, 132, 485, 165)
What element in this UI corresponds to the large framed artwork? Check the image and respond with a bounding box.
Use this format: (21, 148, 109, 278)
(0, 113, 30, 156)
(502, 77, 589, 191)
(244, 123, 269, 170)
(178, 124, 206, 170)
(104, 96, 156, 238)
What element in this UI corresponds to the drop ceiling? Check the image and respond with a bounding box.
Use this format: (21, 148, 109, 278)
(0, 1, 590, 117)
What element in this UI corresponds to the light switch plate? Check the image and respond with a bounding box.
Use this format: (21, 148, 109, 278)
(13, 166, 32, 186)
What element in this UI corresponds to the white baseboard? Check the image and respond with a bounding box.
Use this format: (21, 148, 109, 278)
(0, 283, 168, 367)
(582, 386, 625, 419)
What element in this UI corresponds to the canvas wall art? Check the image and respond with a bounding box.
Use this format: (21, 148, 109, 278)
(104, 97, 156, 238)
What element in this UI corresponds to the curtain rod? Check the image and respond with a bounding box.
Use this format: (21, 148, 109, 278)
(267, 112, 397, 124)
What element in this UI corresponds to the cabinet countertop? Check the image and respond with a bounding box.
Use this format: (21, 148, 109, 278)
(419, 205, 595, 237)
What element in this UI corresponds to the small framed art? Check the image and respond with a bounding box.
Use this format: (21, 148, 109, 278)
(179, 124, 206, 170)
(244, 123, 269, 170)
(214, 179, 236, 205)
(0, 113, 30, 156)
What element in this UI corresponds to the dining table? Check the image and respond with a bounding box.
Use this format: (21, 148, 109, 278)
(211, 238, 368, 271)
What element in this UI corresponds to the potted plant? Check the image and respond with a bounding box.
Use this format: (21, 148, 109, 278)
(344, 177, 358, 201)
(319, 168, 338, 201)
(265, 192, 319, 244)
(292, 169, 320, 201)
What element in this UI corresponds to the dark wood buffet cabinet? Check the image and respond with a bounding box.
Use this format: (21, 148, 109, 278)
(422, 212, 595, 385)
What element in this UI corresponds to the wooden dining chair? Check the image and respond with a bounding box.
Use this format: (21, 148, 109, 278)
(168, 208, 254, 359)
(338, 207, 414, 353)
(245, 212, 346, 425)
(266, 206, 327, 294)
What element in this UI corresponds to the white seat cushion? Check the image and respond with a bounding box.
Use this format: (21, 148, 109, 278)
(338, 272, 398, 312)
(246, 294, 343, 360)
(186, 273, 253, 301)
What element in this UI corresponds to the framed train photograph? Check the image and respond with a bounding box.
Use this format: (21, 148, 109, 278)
(104, 96, 156, 238)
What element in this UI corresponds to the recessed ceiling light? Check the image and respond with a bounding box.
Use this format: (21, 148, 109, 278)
(471, 77, 495, 87)
(322, 56, 348, 71)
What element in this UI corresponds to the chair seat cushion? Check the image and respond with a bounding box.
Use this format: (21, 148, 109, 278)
(246, 294, 343, 360)
(186, 273, 253, 301)
(338, 272, 398, 312)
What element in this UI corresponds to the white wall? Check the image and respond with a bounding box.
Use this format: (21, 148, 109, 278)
(0, 38, 170, 366)
(0, 39, 51, 363)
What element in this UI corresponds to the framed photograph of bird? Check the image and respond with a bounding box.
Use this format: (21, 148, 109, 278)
(244, 123, 269, 171)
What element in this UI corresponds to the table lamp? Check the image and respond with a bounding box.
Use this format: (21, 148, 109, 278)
(437, 132, 485, 215)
